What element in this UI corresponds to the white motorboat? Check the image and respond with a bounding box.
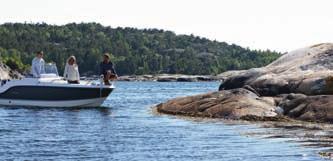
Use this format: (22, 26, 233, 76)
(0, 63, 114, 107)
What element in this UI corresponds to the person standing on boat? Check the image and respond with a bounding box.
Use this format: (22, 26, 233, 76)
(31, 51, 45, 78)
(63, 56, 80, 84)
(100, 53, 117, 85)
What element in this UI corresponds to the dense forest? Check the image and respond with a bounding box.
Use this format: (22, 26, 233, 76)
(0, 23, 280, 76)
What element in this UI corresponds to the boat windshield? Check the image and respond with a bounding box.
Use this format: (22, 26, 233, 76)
(44, 63, 59, 76)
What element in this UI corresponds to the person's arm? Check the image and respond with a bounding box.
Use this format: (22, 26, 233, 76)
(32, 59, 41, 77)
(110, 62, 117, 75)
(63, 64, 68, 79)
(110, 62, 118, 80)
(76, 66, 80, 82)
(31, 60, 36, 77)
(40, 60, 45, 74)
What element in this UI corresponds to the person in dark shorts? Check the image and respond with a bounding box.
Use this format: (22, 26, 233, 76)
(100, 53, 118, 85)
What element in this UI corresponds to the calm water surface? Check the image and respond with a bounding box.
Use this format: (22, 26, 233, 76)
(0, 82, 326, 160)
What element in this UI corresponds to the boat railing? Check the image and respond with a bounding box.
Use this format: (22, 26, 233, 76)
(79, 75, 113, 86)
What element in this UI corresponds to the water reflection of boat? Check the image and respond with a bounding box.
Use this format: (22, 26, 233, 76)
(0, 63, 114, 107)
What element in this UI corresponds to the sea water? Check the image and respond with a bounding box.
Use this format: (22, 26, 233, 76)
(0, 82, 325, 160)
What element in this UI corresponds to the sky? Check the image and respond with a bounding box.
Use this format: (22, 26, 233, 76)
(0, 0, 333, 52)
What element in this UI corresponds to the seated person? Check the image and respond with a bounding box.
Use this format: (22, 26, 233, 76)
(63, 56, 80, 84)
(100, 53, 117, 85)
(31, 51, 45, 78)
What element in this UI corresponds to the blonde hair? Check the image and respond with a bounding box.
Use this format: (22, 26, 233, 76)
(67, 56, 77, 65)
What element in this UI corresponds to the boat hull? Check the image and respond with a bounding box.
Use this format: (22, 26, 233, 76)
(0, 86, 113, 100)
(0, 86, 114, 107)
(0, 97, 108, 107)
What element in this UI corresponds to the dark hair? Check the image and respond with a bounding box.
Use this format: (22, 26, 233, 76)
(36, 51, 44, 55)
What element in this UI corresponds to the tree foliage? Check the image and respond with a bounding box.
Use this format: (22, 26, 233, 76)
(0, 23, 280, 75)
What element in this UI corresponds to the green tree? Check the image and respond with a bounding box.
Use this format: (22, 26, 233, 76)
(0, 23, 280, 76)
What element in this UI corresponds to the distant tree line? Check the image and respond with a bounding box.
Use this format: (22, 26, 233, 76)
(0, 23, 281, 75)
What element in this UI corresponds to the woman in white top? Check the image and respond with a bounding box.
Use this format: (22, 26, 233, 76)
(63, 56, 80, 84)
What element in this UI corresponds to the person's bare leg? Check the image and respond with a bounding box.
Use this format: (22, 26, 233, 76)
(104, 72, 112, 85)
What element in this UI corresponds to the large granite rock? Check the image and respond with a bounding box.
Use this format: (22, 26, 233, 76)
(278, 93, 333, 123)
(155, 87, 333, 123)
(156, 43, 333, 123)
(156, 88, 279, 119)
(219, 43, 333, 96)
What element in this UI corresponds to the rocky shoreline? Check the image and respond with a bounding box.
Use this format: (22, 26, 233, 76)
(156, 87, 333, 123)
(0, 63, 11, 80)
(117, 74, 221, 82)
(155, 43, 333, 124)
(0, 62, 22, 80)
(154, 43, 333, 159)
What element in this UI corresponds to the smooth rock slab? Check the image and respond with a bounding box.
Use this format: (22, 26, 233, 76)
(219, 43, 333, 96)
(156, 88, 279, 119)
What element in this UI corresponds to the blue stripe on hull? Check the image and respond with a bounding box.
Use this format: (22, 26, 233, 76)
(0, 86, 113, 101)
